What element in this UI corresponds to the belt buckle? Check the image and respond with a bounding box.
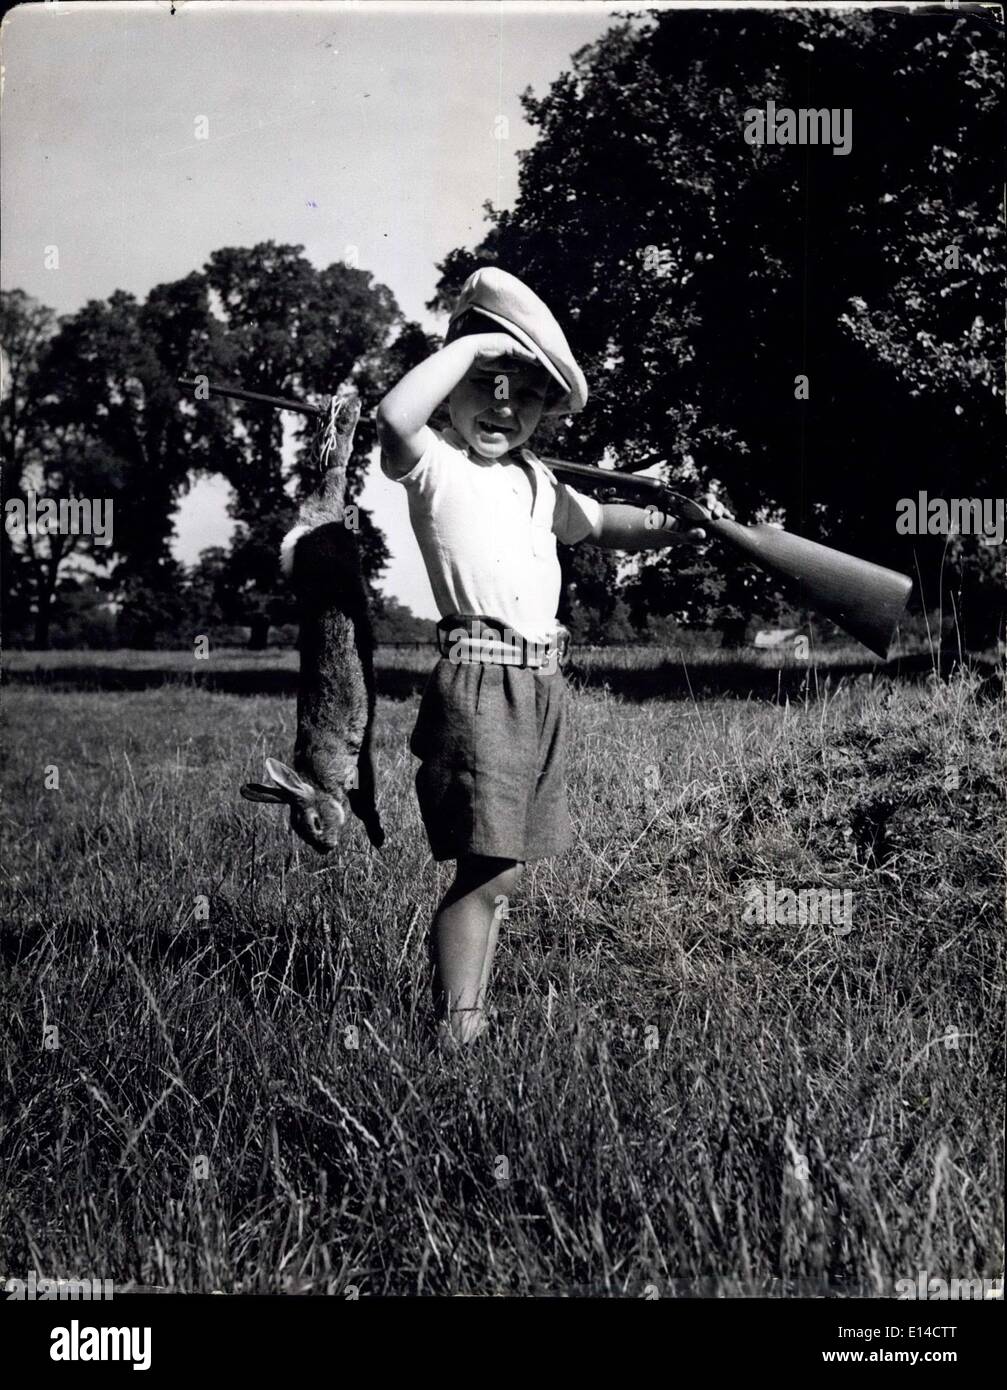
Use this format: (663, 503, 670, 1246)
(532, 626, 569, 672)
(542, 625, 569, 670)
(437, 614, 509, 664)
(437, 615, 570, 669)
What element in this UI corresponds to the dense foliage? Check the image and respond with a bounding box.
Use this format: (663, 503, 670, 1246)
(432, 7, 1003, 649)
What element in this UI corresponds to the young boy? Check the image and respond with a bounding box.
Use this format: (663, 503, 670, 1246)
(376, 267, 716, 1046)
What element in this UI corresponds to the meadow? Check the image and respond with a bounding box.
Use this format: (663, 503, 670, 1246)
(1, 646, 1003, 1296)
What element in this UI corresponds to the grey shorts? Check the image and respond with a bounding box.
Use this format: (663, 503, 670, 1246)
(409, 656, 572, 863)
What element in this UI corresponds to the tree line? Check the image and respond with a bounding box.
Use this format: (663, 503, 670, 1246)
(1, 246, 439, 649)
(2, 8, 1002, 652)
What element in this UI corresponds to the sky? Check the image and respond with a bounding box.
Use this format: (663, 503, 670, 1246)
(1, 0, 625, 618)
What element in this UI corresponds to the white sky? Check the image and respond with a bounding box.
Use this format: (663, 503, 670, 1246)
(1, 0, 622, 617)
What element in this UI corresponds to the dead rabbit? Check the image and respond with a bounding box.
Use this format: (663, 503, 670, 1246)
(240, 386, 384, 852)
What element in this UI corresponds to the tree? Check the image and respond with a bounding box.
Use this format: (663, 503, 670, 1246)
(39, 277, 236, 578)
(115, 559, 198, 649)
(1, 290, 126, 647)
(432, 7, 1004, 649)
(200, 243, 428, 646)
(3, 275, 244, 648)
(2, 290, 57, 642)
(372, 597, 437, 644)
(3, 251, 432, 649)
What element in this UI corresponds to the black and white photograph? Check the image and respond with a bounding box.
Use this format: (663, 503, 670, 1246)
(1, 0, 1003, 1357)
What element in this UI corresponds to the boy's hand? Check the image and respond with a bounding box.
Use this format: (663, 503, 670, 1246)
(649, 511, 708, 544)
(376, 331, 546, 476)
(587, 492, 734, 553)
(376, 335, 492, 476)
(470, 332, 540, 367)
(675, 492, 735, 527)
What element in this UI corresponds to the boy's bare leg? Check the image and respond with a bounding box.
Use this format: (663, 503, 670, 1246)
(478, 860, 523, 1006)
(430, 854, 522, 1043)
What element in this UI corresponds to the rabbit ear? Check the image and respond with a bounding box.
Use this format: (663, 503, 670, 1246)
(264, 758, 315, 801)
(240, 781, 287, 804)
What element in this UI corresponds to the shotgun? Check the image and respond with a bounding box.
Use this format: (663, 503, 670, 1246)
(176, 377, 913, 659)
(537, 455, 913, 659)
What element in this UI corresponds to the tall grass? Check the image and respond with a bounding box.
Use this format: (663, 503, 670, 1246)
(0, 663, 1002, 1295)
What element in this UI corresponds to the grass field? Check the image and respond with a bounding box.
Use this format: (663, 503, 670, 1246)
(1, 647, 1003, 1296)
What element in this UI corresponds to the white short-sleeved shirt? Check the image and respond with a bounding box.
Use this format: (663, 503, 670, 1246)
(381, 425, 601, 646)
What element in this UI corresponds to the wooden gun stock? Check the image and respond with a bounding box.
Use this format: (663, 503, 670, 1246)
(694, 514, 912, 659)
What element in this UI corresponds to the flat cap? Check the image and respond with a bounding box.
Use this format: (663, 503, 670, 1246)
(449, 266, 588, 415)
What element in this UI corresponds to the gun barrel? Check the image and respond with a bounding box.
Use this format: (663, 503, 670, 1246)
(540, 455, 666, 497)
(176, 377, 325, 417)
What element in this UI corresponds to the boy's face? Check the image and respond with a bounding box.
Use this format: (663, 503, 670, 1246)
(448, 357, 552, 459)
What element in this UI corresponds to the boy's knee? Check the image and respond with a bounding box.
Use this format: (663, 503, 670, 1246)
(490, 862, 523, 903)
(456, 854, 523, 904)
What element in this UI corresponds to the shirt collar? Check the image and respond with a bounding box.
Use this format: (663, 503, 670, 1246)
(439, 428, 550, 489)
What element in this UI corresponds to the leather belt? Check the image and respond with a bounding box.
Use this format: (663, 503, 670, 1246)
(436, 614, 571, 671)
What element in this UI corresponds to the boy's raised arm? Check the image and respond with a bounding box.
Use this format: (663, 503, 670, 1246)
(376, 333, 539, 477)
